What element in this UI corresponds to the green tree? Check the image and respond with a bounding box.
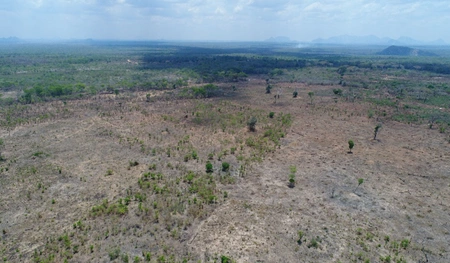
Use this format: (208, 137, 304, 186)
(0, 138, 4, 161)
(288, 165, 296, 188)
(348, 140, 354, 153)
(206, 161, 213, 173)
(333, 88, 343, 96)
(308, 91, 315, 104)
(222, 162, 230, 172)
(247, 116, 257, 132)
(374, 123, 382, 140)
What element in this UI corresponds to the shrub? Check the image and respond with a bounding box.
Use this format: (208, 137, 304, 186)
(109, 248, 121, 261)
(308, 91, 314, 104)
(358, 178, 364, 186)
(400, 239, 410, 249)
(297, 231, 304, 245)
(206, 161, 213, 173)
(288, 165, 296, 188)
(293, 91, 298, 98)
(247, 116, 257, 132)
(333, 88, 343, 96)
(266, 85, 272, 94)
(269, 112, 275, 118)
(348, 140, 354, 153)
(221, 162, 230, 172)
(374, 123, 382, 140)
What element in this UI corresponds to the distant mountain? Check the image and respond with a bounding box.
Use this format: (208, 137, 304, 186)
(264, 36, 295, 43)
(377, 45, 438, 56)
(0, 37, 22, 43)
(312, 35, 447, 46)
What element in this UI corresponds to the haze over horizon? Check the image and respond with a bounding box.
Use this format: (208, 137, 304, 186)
(0, 0, 448, 43)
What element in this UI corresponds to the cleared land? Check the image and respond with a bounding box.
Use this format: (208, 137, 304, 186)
(0, 42, 450, 262)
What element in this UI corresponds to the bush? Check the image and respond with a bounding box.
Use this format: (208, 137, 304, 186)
(222, 162, 230, 172)
(206, 161, 213, 173)
(293, 91, 298, 98)
(348, 140, 354, 153)
(269, 112, 275, 118)
(247, 116, 257, 132)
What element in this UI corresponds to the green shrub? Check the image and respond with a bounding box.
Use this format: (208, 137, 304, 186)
(206, 161, 213, 173)
(109, 248, 121, 260)
(400, 239, 409, 249)
(348, 140, 354, 153)
(222, 162, 230, 172)
(269, 112, 275, 118)
(247, 116, 257, 132)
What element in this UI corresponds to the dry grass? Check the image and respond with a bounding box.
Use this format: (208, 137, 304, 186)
(0, 77, 449, 262)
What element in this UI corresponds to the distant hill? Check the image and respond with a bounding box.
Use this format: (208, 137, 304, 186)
(312, 35, 447, 46)
(0, 37, 22, 44)
(377, 45, 438, 56)
(264, 36, 295, 43)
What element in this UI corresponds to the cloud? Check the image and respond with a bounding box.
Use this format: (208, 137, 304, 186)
(0, 0, 448, 41)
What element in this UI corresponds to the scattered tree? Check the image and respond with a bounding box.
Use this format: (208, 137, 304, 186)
(308, 91, 315, 104)
(288, 165, 296, 188)
(297, 231, 304, 245)
(206, 161, 213, 173)
(247, 116, 257, 132)
(348, 140, 354, 153)
(221, 162, 230, 172)
(333, 88, 343, 96)
(358, 178, 364, 186)
(0, 138, 4, 161)
(374, 123, 382, 140)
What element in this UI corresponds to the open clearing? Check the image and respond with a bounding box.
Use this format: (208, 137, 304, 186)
(1, 77, 449, 262)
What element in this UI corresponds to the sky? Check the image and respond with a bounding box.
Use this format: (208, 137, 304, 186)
(0, 0, 449, 42)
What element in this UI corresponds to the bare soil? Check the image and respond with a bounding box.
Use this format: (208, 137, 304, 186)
(1, 78, 449, 262)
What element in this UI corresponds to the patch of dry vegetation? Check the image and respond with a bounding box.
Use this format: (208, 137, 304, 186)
(0, 78, 449, 263)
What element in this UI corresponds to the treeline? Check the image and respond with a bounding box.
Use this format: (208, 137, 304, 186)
(141, 52, 306, 82)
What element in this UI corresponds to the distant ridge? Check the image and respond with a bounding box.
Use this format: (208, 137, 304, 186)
(0, 37, 22, 43)
(264, 36, 295, 43)
(377, 45, 438, 56)
(312, 35, 447, 46)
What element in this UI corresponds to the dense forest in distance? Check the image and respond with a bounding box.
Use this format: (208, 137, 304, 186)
(1, 40, 450, 126)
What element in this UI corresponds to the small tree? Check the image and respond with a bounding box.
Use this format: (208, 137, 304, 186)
(297, 231, 304, 245)
(293, 90, 298, 98)
(358, 178, 364, 186)
(288, 165, 296, 188)
(374, 123, 382, 140)
(221, 162, 230, 172)
(355, 178, 364, 193)
(333, 88, 343, 96)
(269, 112, 275, 118)
(308, 92, 314, 104)
(266, 84, 272, 94)
(206, 161, 213, 173)
(348, 140, 354, 153)
(247, 116, 257, 132)
(0, 138, 4, 161)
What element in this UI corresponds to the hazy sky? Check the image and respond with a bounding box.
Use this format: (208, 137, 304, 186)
(1, 0, 449, 42)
